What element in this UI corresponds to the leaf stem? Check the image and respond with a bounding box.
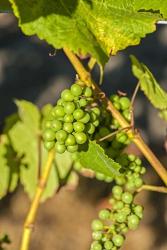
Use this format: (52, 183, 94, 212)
(64, 48, 167, 185)
(20, 148, 55, 250)
(137, 185, 167, 193)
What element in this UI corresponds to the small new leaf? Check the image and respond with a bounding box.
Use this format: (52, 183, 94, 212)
(131, 55, 167, 110)
(77, 141, 121, 178)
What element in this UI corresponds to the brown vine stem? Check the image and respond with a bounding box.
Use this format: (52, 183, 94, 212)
(20, 148, 55, 250)
(137, 185, 167, 194)
(64, 48, 167, 186)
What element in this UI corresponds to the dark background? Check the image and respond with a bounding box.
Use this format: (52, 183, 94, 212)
(0, 13, 167, 250)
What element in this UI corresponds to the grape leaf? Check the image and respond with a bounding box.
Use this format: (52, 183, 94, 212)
(77, 141, 121, 177)
(131, 55, 167, 110)
(8, 0, 167, 65)
(0, 135, 20, 199)
(0, 0, 12, 12)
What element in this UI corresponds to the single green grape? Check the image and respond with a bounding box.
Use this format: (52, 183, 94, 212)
(64, 102, 75, 114)
(134, 177, 143, 188)
(52, 106, 65, 117)
(112, 234, 124, 247)
(110, 94, 119, 102)
(115, 176, 126, 186)
(91, 241, 102, 250)
(115, 213, 127, 223)
(119, 97, 130, 110)
(51, 120, 62, 132)
(44, 120, 52, 129)
(121, 206, 131, 216)
(96, 173, 105, 181)
(79, 113, 90, 123)
(128, 154, 136, 162)
(67, 144, 78, 153)
(63, 122, 73, 133)
(64, 114, 74, 123)
(56, 130, 67, 142)
(61, 89, 74, 101)
(113, 201, 124, 210)
(57, 99, 64, 106)
(93, 120, 100, 127)
(44, 141, 55, 150)
(55, 142, 66, 154)
(90, 112, 97, 122)
(83, 86, 93, 97)
(104, 240, 113, 250)
(133, 205, 143, 218)
(122, 192, 133, 204)
(98, 209, 110, 220)
(105, 176, 114, 183)
(116, 132, 128, 144)
(43, 129, 56, 141)
(122, 109, 131, 121)
(112, 186, 123, 196)
(86, 123, 95, 134)
(73, 121, 85, 132)
(65, 134, 76, 146)
(73, 109, 85, 120)
(41, 104, 53, 116)
(79, 98, 87, 107)
(135, 158, 142, 165)
(92, 107, 100, 116)
(128, 214, 140, 230)
(92, 232, 103, 241)
(71, 83, 83, 96)
(113, 102, 121, 110)
(91, 220, 104, 231)
(75, 132, 87, 144)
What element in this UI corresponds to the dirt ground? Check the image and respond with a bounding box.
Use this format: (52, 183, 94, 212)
(0, 13, 167, 250)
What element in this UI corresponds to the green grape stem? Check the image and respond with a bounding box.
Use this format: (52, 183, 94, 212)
(137, 185, 167, 194)
(64, 48, 167, 186)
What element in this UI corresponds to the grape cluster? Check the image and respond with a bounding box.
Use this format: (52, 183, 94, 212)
(43, 82, 101, 153)
(90, 154, 146, 250)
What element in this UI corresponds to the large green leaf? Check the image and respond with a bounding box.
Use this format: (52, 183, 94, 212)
(0, 0, 12, 12)
(8, 0, 167, 65)
(77, 141, 121, 177)
(134, 0, 167, 17)
(0, 135, 20, 199)
(131, 55, 167, 110)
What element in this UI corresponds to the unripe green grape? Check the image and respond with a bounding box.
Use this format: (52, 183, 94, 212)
(99, 127, 110, 137)
(44, 120, 52, 129)
(121, 226, 129, 234)
(63, 122, 73, 133)
(128, 214, 140, 230)
(91, 242, 102, 250)
(121, 206, 131, 216)
(125, 181, 135, 192)
(41, 104, 53, 117)
(115, 176, 126, 186)
(134, 205, 143, 219)
(92, 107, 100, 116)
(128, 154, 136, 162)
(64, 114, 74, 123)
(140, 166, 146, 174)
(52, 106, 65, 117)
(83, 86, 93, 97)
(116, 132, 128, 144)
(57, 99, 64, 106)
(56, 130, 67, 142)
(135, 158, 142, 165)
(134, 165, 141, 173)
(67, 144, 78, 153)
(122, 192, 133, 204)
(110, 94, 119, 102)
(115, 213, 127, 223)
(65, 134, 76, 146)
(86, 123, 95, 134)
(73, 109, 85, 120)
(70, 83, 82, 96)
(75, 132, 87, 144)
(112, 234, 124, 247)
(111, 118, 120, 129)
(91, 220, 104, 231)
(51, 120, 62, 132)
(55, 142, 66, 154)
(44, 141, 55, 150)
(63, 102, 75, 114)
(79, 98, 87, 107)
(134, 177, 143, 188)
(96, 173, 105, 181)
(61, 89, 74, 101)
(123, 109, 131, 121)
(92, 232, 103, 241)
(104, 240, 113, 249)
(79, 113, 90, 123)
(43, 129, 56, 141)
(73, 121, 85, 132)
(119, 97, 130, 110)
(99, 209, 110, 220)
(93, 120, 100, 127)
(105, 176, 114, 183)
(113, 201, 124, 210)
(112, 186, 123, 196)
